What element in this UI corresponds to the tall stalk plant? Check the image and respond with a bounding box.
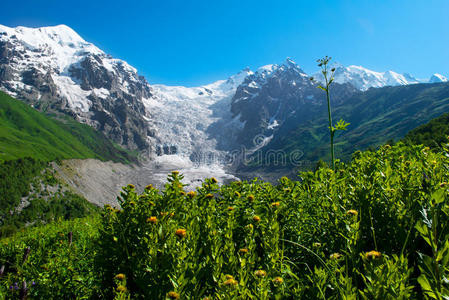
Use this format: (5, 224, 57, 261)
(311, 56, 350, 169)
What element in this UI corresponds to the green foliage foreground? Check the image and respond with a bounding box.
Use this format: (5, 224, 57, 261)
(1, 143, 449, 299)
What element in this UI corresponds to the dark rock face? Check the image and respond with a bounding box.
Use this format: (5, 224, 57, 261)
(230, 60, 357, 149)
(0, 32, 153, 151)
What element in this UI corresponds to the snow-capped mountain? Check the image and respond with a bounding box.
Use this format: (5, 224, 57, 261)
(230, 59, 357, 150)
(312, 64, 421, 91)
(0, 24, 152, 150)
(312, 64, 449, 91)
(429, 73, 448, 83)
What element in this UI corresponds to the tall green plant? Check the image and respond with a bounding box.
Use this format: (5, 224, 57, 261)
(312, 56, 350, 169)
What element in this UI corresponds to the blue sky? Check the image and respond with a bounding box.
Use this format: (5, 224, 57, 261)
(1, 0, 448, 86)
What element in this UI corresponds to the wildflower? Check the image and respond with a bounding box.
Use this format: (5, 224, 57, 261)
(115, 273, 126, 280)
(175, 229, 187, 238)
(127, 184, 135, 189)
(145, 184, 154, 190)
(146, 216, 158, 224)
(271, 202, 280, 207)
(160, 212, 168, 216)
(313, 242, 322, 248)
(210, 177, 218, 184)
(253, 215, 261, 222)
(172, 171, 179, 176)
(167, 291, 180, 299)
(245, 224, 254, 230)
(234, 191, 241, 197)
(273, 276, 284, 285)
(365, 250, 382, 260)
(169, 212, 174, 217)
(225, 274, 234, 280)
(187, 191, 196, 198)
(330, 253, 342, 260)
(239, 248, 248, 254)
(116, 285, 127, 292)
(254, 270, 267, 277)
(247, 194, 255, 201)
(228, 206, 234, 211)
(205, 193, 214, 199)
(432, 160, 437, 165)
(346, 210, 358, 217)
(223, 278, 238, 286)
(440, 182, 448, 188)
(180, 191, 186, 196)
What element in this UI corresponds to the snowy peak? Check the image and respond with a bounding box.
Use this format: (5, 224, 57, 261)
(0, 24, 152, 150)
(313, 64, 423, 91)
(429, 73, 448, 83)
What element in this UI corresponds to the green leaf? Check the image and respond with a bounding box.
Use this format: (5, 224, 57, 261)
(418, 275, 438, 299)
(432, 189, 445, 205)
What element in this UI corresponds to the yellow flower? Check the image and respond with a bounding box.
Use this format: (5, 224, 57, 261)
(205, 193, 214, 199)
(169, 212, 175, 217)
(365, 250, 382, 259)
(271, 202, 280, 207)
(160, 211, 168, 216)
(172, 171, 179, 176)
(127, 184, 135, 189)
(254, 270, 267, 277)
(167, 291, 180, 299)
(146, 216, 158, 224)
(247, 194, 255, 201)
(272, 276, 284, 284)
(346, 210, 358, 217)
(234, 191, 241, 197)
(115, 273, 126, 280)
(440, 182, 448, 188)
(116, 285, 127, 292)
(330, 253, 342, 260)
(180, 191, 186, 196)
(145, 184, 153, 190)
(253, 215, 261, 222)
(223, 278, 238, 286)
(175, 228, 187, 238)
(239, 248, 248, 254)
(225, 274, 234, 280)
(210, 177, 218, 184)
(227, 206, 234, 211)
(187, 191, 196, 198)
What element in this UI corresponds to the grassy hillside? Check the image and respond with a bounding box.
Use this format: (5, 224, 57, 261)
(0, 91, 137, 163)
(1, 143, 448, 299)
(266, 82, 449, 167)
(403, 111, 449, 148)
